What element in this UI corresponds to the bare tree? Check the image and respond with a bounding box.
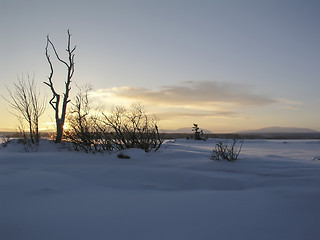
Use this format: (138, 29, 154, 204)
(3, 75, 46, 143)
(44, 30, 76, 143)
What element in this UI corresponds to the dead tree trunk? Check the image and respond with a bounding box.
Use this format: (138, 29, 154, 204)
(44, 30, 76, 143)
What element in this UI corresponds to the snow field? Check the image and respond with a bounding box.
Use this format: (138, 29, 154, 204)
(1, 139, 320, 240)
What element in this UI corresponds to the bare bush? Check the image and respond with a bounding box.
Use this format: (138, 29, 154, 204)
(17, 137, 39, 152)
(101, 103, 165, 152)
(64, 85, 113, 153)
(210, 139, 244, 161)
(64, 84, 164, 153)
(1, 136, 11, 148)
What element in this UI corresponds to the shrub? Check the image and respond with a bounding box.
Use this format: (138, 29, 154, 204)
(101, 103, 165, 152)
(1, 136, 11, 148)
(210, 139, 243, 161)
(65, 86, 164, 153)
(17, 137, 39, 152)
(65, 85, 113, 153)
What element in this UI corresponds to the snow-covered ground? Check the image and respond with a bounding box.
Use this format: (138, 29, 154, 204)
(1, 139, 320, 240)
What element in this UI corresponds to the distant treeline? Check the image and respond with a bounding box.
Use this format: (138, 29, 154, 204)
(0, 132, 52, 139)
(163, 132, 320, 140)
(2, 131, 320, 140)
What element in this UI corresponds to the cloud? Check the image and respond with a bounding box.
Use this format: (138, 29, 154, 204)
(155, 109, 239, 121)
(277, 98, 302, 110)
(89, 81, 280, 123)
(92, 81, 276, 108)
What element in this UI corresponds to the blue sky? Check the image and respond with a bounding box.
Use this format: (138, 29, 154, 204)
(1, 0, 319, 132)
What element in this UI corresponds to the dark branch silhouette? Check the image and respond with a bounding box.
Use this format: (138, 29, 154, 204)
(44, 30, 76, 143)
(3, 75, 46, 143)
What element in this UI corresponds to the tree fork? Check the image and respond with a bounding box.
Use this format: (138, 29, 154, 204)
(44, 30, 76, 143)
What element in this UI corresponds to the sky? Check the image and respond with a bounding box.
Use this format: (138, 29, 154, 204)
(1, 0, 319, 133)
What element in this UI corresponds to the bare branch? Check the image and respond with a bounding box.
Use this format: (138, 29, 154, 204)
(44, 30, 76, 142)
(3, 75, 46, 143)
(47, 37, 69, 67)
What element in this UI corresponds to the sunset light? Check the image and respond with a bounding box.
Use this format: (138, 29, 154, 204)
(1, 1, 319, 133)
(2, 1, 320, 239)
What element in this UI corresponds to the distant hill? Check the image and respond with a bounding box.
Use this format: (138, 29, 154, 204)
(165, 127, 212, 134)
(239, 127, 319, 134)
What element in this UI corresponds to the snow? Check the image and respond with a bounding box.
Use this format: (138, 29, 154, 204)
(1, 138, 320, 240)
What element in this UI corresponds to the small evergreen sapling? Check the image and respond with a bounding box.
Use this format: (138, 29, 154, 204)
(192, 123, 206, 140)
